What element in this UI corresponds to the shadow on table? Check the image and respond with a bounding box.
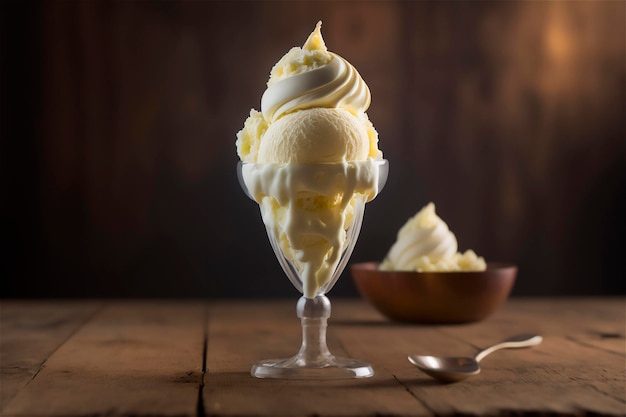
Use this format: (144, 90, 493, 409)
(331, 319, 444, 328)
(203, 371, 441, 388)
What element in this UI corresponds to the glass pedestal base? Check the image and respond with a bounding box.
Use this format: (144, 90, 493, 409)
(250, 295, 374, 380)
(252, 355, 374, 379)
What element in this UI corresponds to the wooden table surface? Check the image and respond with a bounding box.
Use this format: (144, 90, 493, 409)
(1, 297, 624, 417)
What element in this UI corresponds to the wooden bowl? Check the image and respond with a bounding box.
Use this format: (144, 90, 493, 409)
(350, 262, 517, 324)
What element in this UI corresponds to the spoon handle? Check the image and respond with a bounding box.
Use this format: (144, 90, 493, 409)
(474, 334, 542, 363)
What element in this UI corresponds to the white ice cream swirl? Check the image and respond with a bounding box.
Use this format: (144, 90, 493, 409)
(381, 203, 458, 271)
(380, 203, 487, 272)
(261, 53, 371, 123)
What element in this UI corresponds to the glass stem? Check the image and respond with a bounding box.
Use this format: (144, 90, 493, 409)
(296, 295, 333, 363)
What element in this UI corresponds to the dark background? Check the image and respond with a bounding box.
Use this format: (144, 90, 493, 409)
(1, 1, 624, 299)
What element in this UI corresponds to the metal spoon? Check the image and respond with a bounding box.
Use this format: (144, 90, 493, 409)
(408, 334, 542, 382)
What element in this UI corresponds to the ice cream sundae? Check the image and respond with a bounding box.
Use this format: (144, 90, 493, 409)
(237, 22, 385, 298)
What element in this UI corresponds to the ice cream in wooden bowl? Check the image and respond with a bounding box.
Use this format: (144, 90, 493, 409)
(351, 203, 516, 324)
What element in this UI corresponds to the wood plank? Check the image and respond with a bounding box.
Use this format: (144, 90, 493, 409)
(339, 297, 625, 417)
(203, 299, 430, 416)
(0, 300, 102, 412)
(395, 338, 625, 417)
(330, 299, 501, 416)
(2, 298, 622, 416)
(3, 301, 206, 417)
(203, 298, 625, 416)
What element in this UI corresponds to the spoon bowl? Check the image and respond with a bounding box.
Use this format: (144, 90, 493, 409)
(408, 355, 479, 382)
(408, 334, 542, 383)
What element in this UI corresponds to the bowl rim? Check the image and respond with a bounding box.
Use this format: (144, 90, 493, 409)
(350, 261, 517, 276)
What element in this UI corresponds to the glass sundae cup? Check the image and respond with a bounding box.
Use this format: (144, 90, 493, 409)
(238, 159, 388, 379)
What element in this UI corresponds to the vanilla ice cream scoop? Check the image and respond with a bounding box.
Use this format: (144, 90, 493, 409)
(258, 108, 370, 164)
(380, 203, 486, 272)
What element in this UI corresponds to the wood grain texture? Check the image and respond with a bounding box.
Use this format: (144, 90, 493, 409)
(383, 298, 626, 417)
(0, 301, 102, 412)
(1, 298, 623, 416)
(205, 297, 625, 417)
(2, 301, 206, 417)
(203, 300, 429, 416)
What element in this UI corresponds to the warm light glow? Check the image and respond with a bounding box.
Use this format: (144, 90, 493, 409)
(545, 21, 572, 64)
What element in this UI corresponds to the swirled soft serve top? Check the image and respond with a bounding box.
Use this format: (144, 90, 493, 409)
(380, 203, 486, 272)
(236, 21, 382, 164)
